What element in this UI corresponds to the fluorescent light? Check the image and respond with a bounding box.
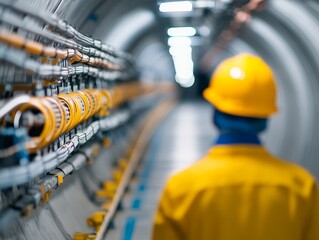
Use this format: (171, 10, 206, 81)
(176, 71, 194, 79)
(198, 26, 211, 37)
(173, 57, 195, 88)
(193, 1, 215, 9)
(169, 45, 192, 56)
(168, 35, 195, 88)
(174, 59, 194, 72)
(168, 36, 192, 46)
(167, 27, 196, 37)
(177, 76, 195, 88)
(159, 1, 193, 12)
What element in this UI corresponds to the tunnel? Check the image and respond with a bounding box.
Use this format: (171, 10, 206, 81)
(0, 0, 318, 239)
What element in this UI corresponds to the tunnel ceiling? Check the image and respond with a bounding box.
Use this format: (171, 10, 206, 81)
(52, 0, 319, 177)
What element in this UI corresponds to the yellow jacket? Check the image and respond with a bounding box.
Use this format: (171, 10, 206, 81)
(152, 145, 319, 240)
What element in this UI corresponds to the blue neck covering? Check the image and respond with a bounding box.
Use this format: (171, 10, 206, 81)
(216, 132, 261, 145)
(213, 109, 268, 145)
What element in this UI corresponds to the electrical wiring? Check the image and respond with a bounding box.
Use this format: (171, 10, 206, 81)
(14, 96, 58, 152)
(0, 1, 176, 237)
(0, 0, 132, 61)
(0, 95, 31, 120)
(44, 97, 66, 141)
(0, 109, 131, 189)
(112, 83, 156, 106)
(0, 29, 122, 70)
(0, 44, 124, 80)
(57, 93, 77, 133)
(77, 90, 96, 121)
(0, 90, 172, 234)
(0, 7, 123, 65)
(0, 83, 155, 154)
(0, 94, 166, 231)
(0, 143, 99, 233)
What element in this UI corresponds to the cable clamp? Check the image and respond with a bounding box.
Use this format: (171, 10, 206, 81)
(112, 169, 123, 184)
(42, 190, 51, 204)
(102, 138, 112, 148)
(74, 232, 96, 240)
(95, 181, 117, 199)
(87, 211, 106, 232)
(55, 174, 64, 186)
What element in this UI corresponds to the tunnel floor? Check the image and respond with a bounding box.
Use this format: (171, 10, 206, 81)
(106, 100, 216, 240)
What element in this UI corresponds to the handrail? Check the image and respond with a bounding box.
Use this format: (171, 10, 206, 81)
(95, 99, 176, 240)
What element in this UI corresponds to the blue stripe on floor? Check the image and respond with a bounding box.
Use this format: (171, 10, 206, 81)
(122, 126, 163, 240)
(122, 216, 137, 240)
(131, 198, 142, 209)
(137, 183, 146, 192)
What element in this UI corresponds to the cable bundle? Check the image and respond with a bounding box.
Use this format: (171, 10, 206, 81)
(1, 83, 155, 153)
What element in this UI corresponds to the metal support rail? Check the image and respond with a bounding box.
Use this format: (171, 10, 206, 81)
(95, 99, 176, 240)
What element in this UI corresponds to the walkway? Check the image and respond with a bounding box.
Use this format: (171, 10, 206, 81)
(106, 101, 216, 240)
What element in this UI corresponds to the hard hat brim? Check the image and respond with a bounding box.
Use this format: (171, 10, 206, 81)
(203, 88, 278, 119)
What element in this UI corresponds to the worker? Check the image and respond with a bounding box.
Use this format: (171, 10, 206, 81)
(152, 53, 319, 240)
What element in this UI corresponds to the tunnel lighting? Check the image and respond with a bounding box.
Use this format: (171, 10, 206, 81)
(193, 1, 215, 9)
(169, 45, 192, 56)
(177, 76, 195, 88)
(168, 35, 195, 88)
(159, 1, 193, 12)
(168, 36, 192, 46)
(198, 26, 211, 37)
(167, 27, 196, 37)
(173, 56, 195, 88)
(174, 59, 194, 71)
(175, 68, 194, 78)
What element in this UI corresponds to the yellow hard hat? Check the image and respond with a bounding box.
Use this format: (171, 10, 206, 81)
(203, 53, 278, 118)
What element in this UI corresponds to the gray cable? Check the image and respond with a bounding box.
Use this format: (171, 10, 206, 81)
(0, 7, 123, 64)
(0, 95, 30, 120)
(0, 0, 132, 61)
(0, 45, 124, 80)
(0, 110, 131, 189)
(0, 145, 95, 232)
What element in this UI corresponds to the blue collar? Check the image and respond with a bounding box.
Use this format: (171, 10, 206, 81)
(215, 132, 261, 145)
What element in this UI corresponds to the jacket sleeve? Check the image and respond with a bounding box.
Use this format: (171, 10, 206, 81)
(304, 182, 319, 240)
(152, 181, 184, 240)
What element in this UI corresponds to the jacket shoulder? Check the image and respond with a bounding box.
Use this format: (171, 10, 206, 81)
(164, 154, 318, 199)
(271, 155, 318, 196)
(163, 157, 214, 195)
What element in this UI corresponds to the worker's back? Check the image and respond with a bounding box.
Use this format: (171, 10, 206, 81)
(152, 145, 319, 240)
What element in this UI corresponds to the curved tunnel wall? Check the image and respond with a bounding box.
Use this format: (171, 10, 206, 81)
(227, 0, 319, 177)
(60, 0, 319, 178)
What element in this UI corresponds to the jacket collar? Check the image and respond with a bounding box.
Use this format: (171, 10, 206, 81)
(215, 132, 261, 146)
